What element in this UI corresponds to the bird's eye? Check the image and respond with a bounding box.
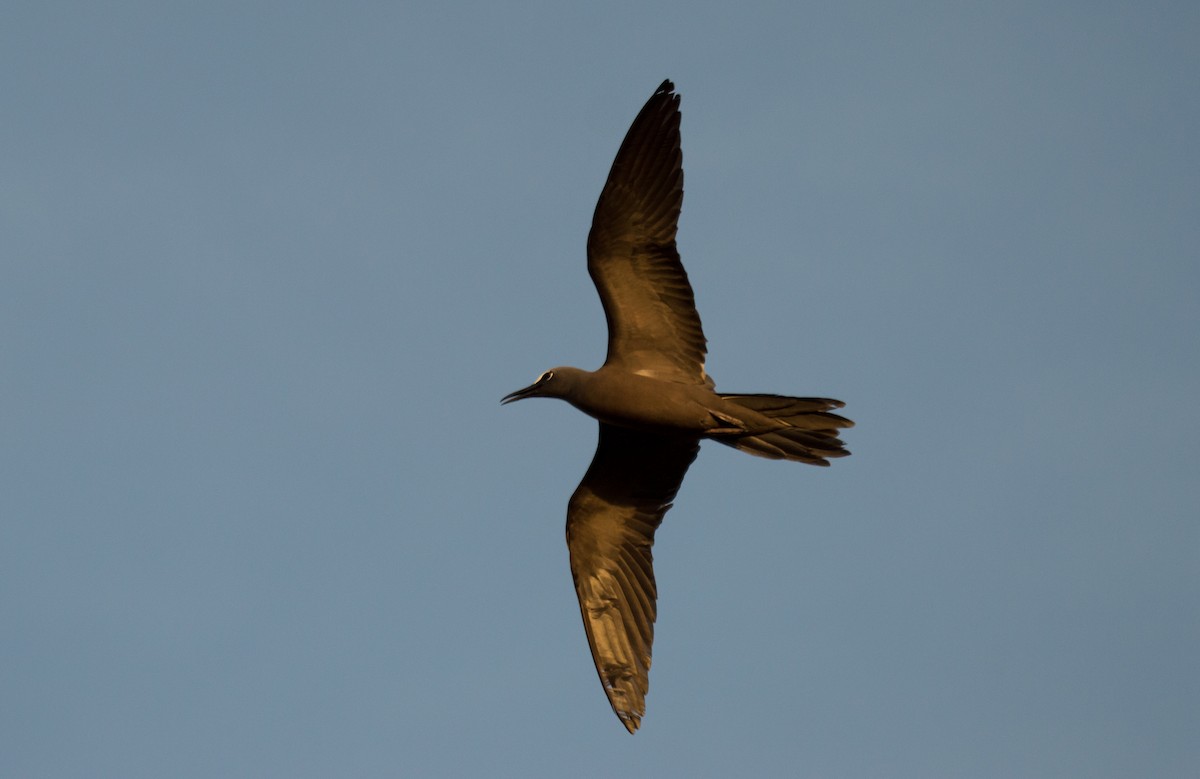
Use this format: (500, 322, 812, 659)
(539, 371, 554, 382)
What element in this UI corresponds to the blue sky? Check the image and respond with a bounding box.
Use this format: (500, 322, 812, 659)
(3, 2, 1198, 777)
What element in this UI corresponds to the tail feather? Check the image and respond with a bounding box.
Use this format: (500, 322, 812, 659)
(714, 393, 853, 466)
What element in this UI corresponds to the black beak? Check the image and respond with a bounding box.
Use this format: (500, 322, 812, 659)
(501, 382, 540, 405)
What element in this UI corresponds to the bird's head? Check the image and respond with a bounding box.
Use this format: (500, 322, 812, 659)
(501, 367, 574, 405)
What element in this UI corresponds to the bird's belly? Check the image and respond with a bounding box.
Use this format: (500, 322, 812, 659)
(589, 403, 713, 432)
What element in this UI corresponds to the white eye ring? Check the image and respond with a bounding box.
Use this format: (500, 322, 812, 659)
(538, 371, 555, 382)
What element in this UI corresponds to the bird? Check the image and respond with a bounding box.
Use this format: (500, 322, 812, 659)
(502, 80, 852, 734)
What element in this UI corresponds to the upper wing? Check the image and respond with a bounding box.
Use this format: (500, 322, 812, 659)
(586, 80, 712, 388)
(566, 423, 700, 733)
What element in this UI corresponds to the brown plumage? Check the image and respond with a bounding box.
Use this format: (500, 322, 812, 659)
(502, 80, 852, 733)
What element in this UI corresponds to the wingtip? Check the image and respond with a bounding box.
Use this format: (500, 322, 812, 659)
(619, 714, 641, 734)
(656, 78, 675, 95)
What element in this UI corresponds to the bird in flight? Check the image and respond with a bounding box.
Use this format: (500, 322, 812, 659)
(502, 80, 852, 734)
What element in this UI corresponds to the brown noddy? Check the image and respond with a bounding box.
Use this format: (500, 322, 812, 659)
(502, 80, 852, 734)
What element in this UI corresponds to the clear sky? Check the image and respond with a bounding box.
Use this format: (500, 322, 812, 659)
(3, 2, 1197, 777)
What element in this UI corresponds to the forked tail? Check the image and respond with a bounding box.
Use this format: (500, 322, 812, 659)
(714, 394, 853, 466)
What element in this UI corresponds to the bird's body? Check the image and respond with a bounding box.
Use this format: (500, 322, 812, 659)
(503, 80, 852, 734)
(523, 366, 748, 433)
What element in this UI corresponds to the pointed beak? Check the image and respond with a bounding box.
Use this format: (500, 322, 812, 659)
(501, 382, 539, 405)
